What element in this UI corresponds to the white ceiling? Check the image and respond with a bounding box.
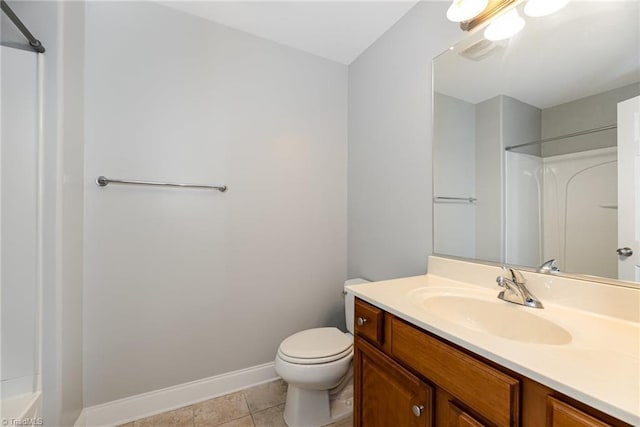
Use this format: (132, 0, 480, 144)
(158, 1, 421, 64)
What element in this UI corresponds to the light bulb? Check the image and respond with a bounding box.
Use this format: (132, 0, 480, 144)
(484, 9, 526, 41)
(447, 0, 489, 23)
(524, 0, 570, 17)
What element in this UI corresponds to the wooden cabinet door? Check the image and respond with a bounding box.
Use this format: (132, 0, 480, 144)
(448, 401, 486, 427)
(354, 336, 433, 427)
(547, 397, 612, 427)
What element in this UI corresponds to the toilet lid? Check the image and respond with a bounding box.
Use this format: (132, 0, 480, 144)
(279, 327, 353, 361)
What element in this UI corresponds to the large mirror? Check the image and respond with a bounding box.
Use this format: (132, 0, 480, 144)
(433, 1, 640, 285)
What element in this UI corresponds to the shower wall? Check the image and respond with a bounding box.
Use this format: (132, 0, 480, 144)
(504, 85, 639, 276)
(2, 2, 87, 425)
(537, 84, 639, 277)
(506, 147, 618, 277)
(1, 46, 40, 407)
(505, 152, 543, 267)
(542, 148, 618, 278)
(501, 96, 541, 267)
(83, 1, 348, 406)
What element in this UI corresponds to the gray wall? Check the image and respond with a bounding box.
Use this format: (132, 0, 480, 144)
(347, 2, 459, 281)
(541, 83, 640, 156)
(432, 93, 476, 259)
(474, 96, 503, 262)
(433, 93, 476, 199)
(503, 95, 541, 156)
(1, 1, 85, 426)
(83, 1, 348, 406)
(60, 3, 85, 425)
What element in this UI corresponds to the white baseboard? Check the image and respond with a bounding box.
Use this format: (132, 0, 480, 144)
(2, 391, 42, 422)
(73, 410, 86, 427)
(79, 362, 278, 427)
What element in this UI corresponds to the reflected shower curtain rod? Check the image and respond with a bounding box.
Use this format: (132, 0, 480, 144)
(505, 124, 616, 152)
(1, 0, 45, 53)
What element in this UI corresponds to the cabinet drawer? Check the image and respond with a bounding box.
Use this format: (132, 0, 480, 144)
(354, 298, 384, 345)
(547, 397, 612, 427)
(448, 401, 486, 427)
(390, 317, 519, 427)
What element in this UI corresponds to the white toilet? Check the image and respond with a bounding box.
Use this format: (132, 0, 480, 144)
(275, 278, 370, 427)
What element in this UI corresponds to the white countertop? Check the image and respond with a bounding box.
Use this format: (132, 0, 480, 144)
(348, 272, 640, 425)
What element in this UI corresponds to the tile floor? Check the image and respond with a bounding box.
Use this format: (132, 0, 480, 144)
(117, 379, 353, 427)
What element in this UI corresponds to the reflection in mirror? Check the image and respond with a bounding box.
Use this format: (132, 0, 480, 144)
(433, 1, 640, 284)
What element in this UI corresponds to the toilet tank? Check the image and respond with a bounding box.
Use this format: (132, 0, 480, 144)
(344, 278, 370, 335)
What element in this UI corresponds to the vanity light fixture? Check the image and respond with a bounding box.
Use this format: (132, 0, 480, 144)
(524, 0, 570, 17)
(448, 0, 569, 38)
(450, 0, 519, 32)
(447, 0, 489, 23)
(484, 9, 526, 41)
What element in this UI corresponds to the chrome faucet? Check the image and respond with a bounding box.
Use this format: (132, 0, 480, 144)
(537, 259, 560, 274)
(496, 267, 543, 308)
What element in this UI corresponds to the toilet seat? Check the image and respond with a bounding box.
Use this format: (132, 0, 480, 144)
(278, 346, 353, 365)
(278, 327, 353, 365)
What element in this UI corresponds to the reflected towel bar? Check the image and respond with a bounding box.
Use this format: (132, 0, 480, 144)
(433, 196, 476, 203)
(96, 176, 227, 192)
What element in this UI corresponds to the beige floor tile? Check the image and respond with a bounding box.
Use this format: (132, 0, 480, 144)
(328, 415, 353, 427)
(192, 391, 250, 427)
(243, 379, 288, 413)
(134, 406, 194, 427)
(217, 415, 255, 427)
(251, 404, 287, 427)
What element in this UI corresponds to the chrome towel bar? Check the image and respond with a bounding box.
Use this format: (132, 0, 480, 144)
(433, 196, 476, 203)
(96, 176, 227, 192)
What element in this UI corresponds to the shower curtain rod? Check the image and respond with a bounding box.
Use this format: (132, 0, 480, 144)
(1, 0, 45, 53)
(504, 124, 616, 152)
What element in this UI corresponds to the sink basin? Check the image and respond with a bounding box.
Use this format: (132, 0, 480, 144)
(414, 290, 572, 345)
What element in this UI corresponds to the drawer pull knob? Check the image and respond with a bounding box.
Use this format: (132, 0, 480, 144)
(411, 404, 424, 417)
(357, 317, 368, 326)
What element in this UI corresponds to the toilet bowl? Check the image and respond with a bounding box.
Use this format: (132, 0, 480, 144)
(275, 278, 370, 427)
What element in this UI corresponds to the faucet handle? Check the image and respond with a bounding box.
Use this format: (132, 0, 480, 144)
(496, 276, 508, 288)
(501, 266, 525, 285)
(511, 268, 525, 284)
(537, 259, 560, 274)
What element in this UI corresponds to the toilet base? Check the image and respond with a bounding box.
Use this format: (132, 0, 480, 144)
(283, 381, 353, 427)
(328, 382, 353, 424)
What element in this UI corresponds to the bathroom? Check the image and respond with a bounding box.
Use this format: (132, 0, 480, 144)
(1, 1, 638, 426)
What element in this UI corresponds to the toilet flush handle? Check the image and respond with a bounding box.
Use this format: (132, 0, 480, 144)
(356, 317, 368, 326)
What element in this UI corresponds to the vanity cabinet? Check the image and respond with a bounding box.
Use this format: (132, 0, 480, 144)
(353, 298, 630, 427)
(546, 397, 613, 427)
(448, 402, 485, 427)
(354, 337, 433, 427)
